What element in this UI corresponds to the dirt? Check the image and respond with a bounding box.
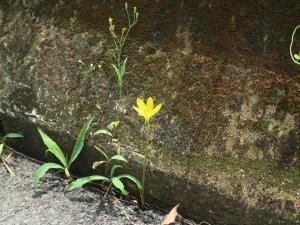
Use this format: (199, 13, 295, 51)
(0, 150, 180, 225)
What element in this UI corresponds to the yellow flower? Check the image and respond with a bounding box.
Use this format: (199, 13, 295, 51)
(108, 17, 113, 26)
(133, 97, 162, 124)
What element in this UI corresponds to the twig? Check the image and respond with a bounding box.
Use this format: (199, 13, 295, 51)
(6, 146, 44, 164)
(1, 157, 15, 177)
(104, 182, 112, 198)
(178, 214, 212, 225)
(114, 199, 138, 225)
(199, 222, 212, 225)
(4, 151, 13, 162)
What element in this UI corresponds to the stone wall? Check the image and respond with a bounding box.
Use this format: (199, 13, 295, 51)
(0, 0, 299, 224)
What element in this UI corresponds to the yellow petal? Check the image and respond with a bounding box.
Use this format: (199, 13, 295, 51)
(133, 106, 144, 117)
(153, 103, 162, 115)
(146, 97, 154, 112)
(137, 98, 145, 110)
(133, 106, 140, 113)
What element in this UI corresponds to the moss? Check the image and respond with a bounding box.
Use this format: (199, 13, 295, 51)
(155, 142, 299, 195)
(251, 141, 264, 158)
(190, 155, 300, 193)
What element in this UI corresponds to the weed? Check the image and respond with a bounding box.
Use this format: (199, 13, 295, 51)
(133, 97, 162, 206)
(68, 121, 141, 196)
(108, 2, 139, 97)
(34, 117, 93, 187)
(69, 148, 141, 196)
(0, 133, 23, 176)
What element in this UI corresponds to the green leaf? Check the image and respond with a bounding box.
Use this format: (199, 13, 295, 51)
(112, 177, 128, 196)
(38, 128, 67, 168)
(69, 117, 93, 167)
(94, 146, 108, 160)
(117, 174, 142, 191)
(110, 164, 122, 177)
(93, 129, 112, 137)
(120, 57, 128, 78)
(92, 161, 107, 169)
(34, 163, 64, 187)
(111, 155, 127, 162)
(107, 121, 120, 130)
(0, 143, 4, 156)
(4, 133, 23, 139)
(68, 175, 109, 191)
(112, 64, 120, 77)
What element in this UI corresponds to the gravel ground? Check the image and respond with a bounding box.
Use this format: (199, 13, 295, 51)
(0, 151, 170, 225)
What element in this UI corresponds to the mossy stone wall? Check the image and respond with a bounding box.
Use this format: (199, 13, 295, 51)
(0, 1, 299, 224)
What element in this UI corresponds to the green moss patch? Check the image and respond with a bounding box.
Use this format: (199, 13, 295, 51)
(190, 155, 300, 193)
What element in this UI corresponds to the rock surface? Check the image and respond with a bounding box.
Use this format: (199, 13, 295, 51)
(0, 0, 299, 224)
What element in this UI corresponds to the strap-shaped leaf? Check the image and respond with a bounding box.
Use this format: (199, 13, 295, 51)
(68, 175, 109, 191)
(112, 63, 123, 88)
(34, 163, 64, 187)
(4, 133, 23, 139)
(94, 146, 108, 160)
(93, 129, 112, 137)
(69, 117, 93, 167)
(117, 174, 142, 191)
(0, 143, 4, 156)
(92, 161, 107, 169)
(38, 128, 67, 167)
(112, 64, 120, 77)
(107, 121, 120, 130)
(120, 57, 128, 78)
(112, 177, 128, 196)
(110, 165, 122, 178)
(111, 154, 127, 162)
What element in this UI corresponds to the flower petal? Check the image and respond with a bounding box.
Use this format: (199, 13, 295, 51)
(146, 97, 153, 110)
(133, 106, 140, 113)
(153, 103, 162, 115)
(137, 98, 145, 110)
(144, 97, 153, 122)
(146, 97, 154, 112)
(133, 106, 146, 118)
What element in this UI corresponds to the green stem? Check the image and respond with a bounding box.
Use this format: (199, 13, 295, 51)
(141, 122, 151, 207)
(119, 85, 123, 100)
(290, 25, 300, 65)
(65, 168, 71, 178)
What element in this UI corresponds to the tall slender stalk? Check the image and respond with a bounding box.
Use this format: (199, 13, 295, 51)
(141, 122, 151, 207)
(108, 3, 139, 99)
(132, 97, 162, 207)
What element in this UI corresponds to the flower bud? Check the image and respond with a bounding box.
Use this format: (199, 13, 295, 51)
(108, 17, 113, 26)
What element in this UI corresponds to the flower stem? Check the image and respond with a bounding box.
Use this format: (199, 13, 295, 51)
(141, 122, 151, 207)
